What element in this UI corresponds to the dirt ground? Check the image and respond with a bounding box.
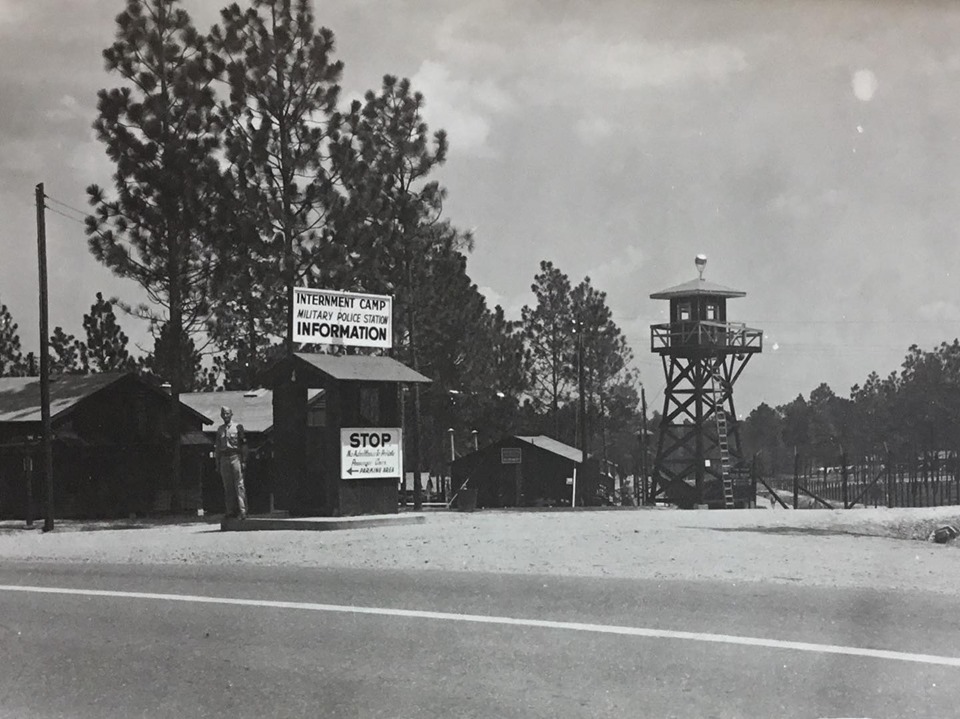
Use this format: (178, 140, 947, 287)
(1, 505, 958, 594)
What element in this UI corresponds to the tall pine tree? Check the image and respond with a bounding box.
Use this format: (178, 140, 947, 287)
(521, 261, 575, 438)
(86, 0, 224, 492)
(335, 75, 457, 509)
(571, 276, 636, 464)
(211, 0, 344, 353)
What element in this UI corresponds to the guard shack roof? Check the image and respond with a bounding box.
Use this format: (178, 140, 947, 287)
(650, 278, 746, 300)
(263, 352, 432, 386)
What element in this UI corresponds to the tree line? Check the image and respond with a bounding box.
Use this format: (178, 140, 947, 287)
(0, 0, 643, 485)
(741, 341, 960, 472)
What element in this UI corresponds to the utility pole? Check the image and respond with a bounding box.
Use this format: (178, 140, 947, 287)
(577, 320, 587, 461)
(36, 183, 54, 532)
(576, 318, 587, 509)
(639, 385, 648, 506)
(406, 256, 423, 512)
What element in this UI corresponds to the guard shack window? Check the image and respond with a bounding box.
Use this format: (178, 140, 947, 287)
(705, 303, 718, 321)
(307, 401, 326, 427)
(678, 303, 692, 321)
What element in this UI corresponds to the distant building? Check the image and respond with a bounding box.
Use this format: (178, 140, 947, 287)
(450, 435, 609, 508)
(0, 373, 211, 520)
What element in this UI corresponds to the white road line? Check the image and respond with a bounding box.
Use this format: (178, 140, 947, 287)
(1, 583, 958, 668)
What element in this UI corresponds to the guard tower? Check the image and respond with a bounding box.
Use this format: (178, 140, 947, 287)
(649, 255, 762, 508)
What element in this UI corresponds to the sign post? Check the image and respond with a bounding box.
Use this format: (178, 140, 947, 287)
(340, 428, 403, 480)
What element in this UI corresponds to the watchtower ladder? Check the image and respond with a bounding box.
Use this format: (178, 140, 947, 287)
(710, 373, 735, 508)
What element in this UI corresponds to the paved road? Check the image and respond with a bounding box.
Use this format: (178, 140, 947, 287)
(0, 561, 958, 718)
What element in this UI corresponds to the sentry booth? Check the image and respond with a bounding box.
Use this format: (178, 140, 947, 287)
(264, 352, 431, 516)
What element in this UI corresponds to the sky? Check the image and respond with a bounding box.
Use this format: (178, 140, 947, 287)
(3, 0, 960, 416)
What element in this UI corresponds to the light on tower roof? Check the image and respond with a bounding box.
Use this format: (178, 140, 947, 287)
(695, 254, 707, 280)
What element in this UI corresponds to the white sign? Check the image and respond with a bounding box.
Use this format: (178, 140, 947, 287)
(293, 288, 393, 349)
(341, 427, 403, 479)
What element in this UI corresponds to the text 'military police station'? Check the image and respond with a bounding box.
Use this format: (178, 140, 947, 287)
(293, 288, 393, 349)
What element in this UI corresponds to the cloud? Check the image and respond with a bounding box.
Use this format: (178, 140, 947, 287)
(768, 188, 842, 218)
(575, 115, 616, 145)
(411, 60, 515, 157)
(477, 284, 527, 320)
(586, 244, 645, 285)
(44, 94, 85, 123)
(432, 5, 748, 112)
(0, 0, 32, 31)
(477, 284, 503, 308)
(918, 300, 960, 322)
(0, 137, 43, 177)
(566, 34, 748, 91)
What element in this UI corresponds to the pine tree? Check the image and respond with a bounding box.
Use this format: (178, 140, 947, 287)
(86, 0, 225, 491)
(571, 276, 636, 461)
(82, 292, 134, 373)
(521, 261, 575, 438)
(49, 327, 84, 375)
(211, 0, 344, 352)
(142, 322, 203, 392)
(334, 75, 459, 510)
(0, 300, 25, 376)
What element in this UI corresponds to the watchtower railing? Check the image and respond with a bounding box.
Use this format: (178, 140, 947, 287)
(650, 321, 763, 354)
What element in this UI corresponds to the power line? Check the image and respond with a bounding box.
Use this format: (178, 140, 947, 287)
(614, 314, 960, 327)
(43, 205, 86, 227)
(44, 194, 88, 219)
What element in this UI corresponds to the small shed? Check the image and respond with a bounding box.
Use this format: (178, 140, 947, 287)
(262, 352, 431, 516)
(180, 387, 325, 514)
(450, 435, 608, 508)
(0, 373, 212, 519)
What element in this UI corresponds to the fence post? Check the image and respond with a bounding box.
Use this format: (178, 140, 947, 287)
(886, 451, 893, 508)
(955, 451, 960, 506)
(793, 447, 799, 510)
(24, 454, 34, 529)
(840, 449, 849, 509)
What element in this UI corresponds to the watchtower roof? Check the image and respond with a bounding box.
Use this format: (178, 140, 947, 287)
(650, 277, 746, 300)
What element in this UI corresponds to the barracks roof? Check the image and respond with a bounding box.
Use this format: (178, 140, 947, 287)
(515, 435, 586, 463)
(0, 373, 212, 425)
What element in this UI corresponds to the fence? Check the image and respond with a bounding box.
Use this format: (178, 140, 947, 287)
(764, 452, 960, 509)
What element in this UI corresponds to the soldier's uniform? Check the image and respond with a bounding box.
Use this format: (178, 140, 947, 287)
(216, 412, 247, 519)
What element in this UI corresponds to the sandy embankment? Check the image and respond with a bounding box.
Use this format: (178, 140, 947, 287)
(1, 506, 958, 594)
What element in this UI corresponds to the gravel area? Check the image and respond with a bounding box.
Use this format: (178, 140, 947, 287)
(1, 506, 958, 594)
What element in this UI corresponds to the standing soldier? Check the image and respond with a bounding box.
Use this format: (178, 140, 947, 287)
(215, 406, 247, 520)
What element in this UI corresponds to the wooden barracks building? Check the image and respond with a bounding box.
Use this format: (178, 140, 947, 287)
(0, 372, 211, 520)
